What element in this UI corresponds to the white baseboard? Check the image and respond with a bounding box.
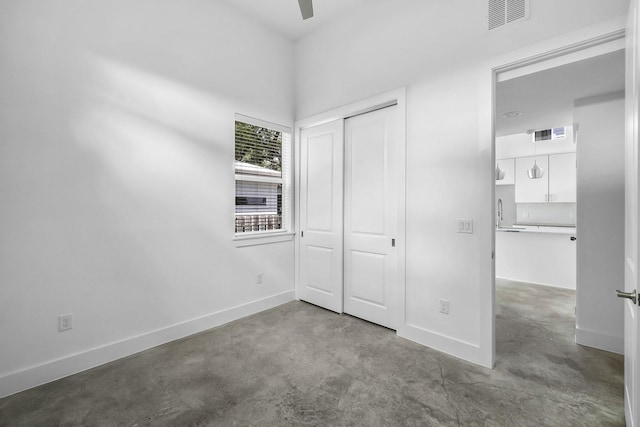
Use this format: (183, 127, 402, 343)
(575, 326, 623, 354)
(0, 290, 295, 399)
(397, 324, 491, 368)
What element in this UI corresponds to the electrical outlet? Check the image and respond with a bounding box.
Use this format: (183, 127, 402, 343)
(58, 313, 73, 332)
(439, 299, 449, 315)
(257, 273, 264, 285)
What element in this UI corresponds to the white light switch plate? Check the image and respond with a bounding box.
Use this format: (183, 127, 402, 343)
(457, 219, 473, 234)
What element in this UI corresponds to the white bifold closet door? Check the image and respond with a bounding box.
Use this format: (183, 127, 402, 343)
(298, 106, 399, 329)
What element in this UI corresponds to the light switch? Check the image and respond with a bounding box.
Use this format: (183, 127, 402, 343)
(457, 219, 473, 234)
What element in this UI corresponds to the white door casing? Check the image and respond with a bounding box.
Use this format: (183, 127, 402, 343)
(343, 107, 400, 329)
(298, 120, 344, 313)
(625, 1, 640, 425)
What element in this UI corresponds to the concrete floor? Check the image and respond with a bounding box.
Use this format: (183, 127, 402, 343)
(0, 279, 625, 426)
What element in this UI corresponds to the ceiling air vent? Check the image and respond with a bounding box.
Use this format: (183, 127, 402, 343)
(534, 129, 552, 142)
(488, 0, 530, 31)
(533, 127, 566, 142)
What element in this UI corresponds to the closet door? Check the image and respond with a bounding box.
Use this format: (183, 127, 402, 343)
(298, 120, 344, 313)
(343, 106, 399, 329)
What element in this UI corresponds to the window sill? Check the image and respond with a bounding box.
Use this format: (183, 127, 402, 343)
(234, 231, 295, 248)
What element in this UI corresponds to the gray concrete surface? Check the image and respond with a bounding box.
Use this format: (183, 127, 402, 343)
(0, 279, 625, 426)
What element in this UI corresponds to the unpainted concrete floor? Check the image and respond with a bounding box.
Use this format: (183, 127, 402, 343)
(0, 279, 625, 426)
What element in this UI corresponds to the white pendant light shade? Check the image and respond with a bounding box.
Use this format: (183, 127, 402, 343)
(527, 160, 545, 179)
(495, 163, 505, 181)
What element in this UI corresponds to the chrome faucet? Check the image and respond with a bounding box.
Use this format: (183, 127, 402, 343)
(497, 198, 503, 229)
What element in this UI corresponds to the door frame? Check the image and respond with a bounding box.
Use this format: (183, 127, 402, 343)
(294, 88, 407, 329)
(486, 28, 626, 368)
(624, 2, 640, 424)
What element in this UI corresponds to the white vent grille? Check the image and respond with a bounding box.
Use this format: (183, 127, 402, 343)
(488, 0, 529, 31)
(488, 0, 506, 30)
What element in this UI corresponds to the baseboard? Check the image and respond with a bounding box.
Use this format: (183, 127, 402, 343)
(575, 326, 623, 354)
(0, 290, 295, 399)
(397, 324, 491, 368)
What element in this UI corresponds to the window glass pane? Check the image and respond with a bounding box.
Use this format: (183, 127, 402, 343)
(235, 121, 282, 178)
(235, 182, 283, 233)
(234, 118, 289, 235)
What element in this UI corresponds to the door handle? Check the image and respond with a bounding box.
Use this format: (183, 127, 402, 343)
(570, 236, 576, 241)
(616, 289, 637, 304)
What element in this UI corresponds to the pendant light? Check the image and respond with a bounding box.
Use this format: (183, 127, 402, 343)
(495, 162, 506, 181)
(527, 128, 545, 179)
(527, 160, 545, 179)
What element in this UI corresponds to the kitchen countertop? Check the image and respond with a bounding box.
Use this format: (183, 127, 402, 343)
(496, 225, 576, 235)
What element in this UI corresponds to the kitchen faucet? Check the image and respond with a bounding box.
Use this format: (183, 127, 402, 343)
(497, 198, 503, 228)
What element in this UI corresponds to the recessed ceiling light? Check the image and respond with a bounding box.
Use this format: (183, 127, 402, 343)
(502, 111, 522, 118)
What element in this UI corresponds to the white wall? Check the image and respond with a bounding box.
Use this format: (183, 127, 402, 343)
(0, 0, 295, 397)
(295, 0, 629, 366)
(575, 92, 625, 354)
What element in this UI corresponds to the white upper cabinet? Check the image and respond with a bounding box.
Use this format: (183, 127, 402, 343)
(515, 153, 576, 203)
(548, 152, 577, 202)
(495, 158, 515, 186)
(515, 155, 549, 202)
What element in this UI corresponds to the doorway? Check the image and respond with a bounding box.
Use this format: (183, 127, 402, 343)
(296, 91, 406, 330)
(493, 44, 626, 358)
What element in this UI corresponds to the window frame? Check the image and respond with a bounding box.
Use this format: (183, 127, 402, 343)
(233, 114, 293, 246)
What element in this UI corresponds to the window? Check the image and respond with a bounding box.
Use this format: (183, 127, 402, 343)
(234, 114, 291, 235)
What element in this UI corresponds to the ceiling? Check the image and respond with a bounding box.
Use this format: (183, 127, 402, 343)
(218, 0, 370, 41)
(217, 1, 625, 133)
(496, 50, 626, 137)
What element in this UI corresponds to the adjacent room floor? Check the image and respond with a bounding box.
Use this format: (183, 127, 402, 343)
(0, 279, 625, 426)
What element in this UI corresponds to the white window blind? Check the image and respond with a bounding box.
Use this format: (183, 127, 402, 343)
(234, 114, 291, 234)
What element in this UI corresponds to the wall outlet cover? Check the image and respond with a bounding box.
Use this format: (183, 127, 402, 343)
(58, 313, 73, 332)
(439, 299, 450, 314)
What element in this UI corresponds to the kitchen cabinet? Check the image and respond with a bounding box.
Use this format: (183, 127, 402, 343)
(549, 152, 577, 202)
(495, 158, 515, 185)
(515, 153, 576, 203)
(496, 228, 577, 289)
(515, 155, 548, 202)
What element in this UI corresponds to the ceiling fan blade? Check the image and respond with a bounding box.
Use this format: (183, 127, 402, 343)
(298, 0, 314, 20)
